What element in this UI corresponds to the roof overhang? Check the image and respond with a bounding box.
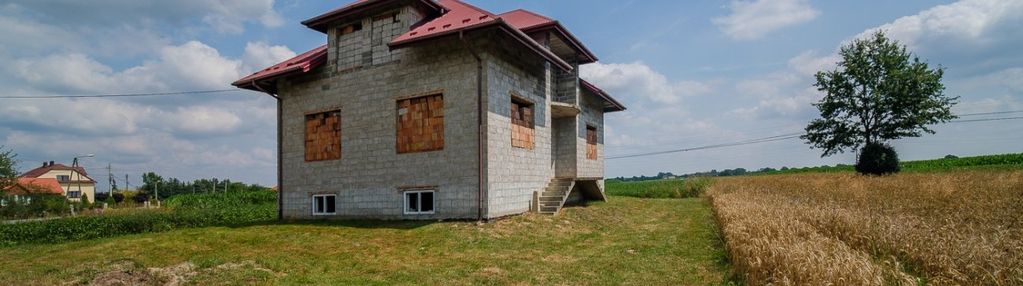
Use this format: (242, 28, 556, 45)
(580, 79, 626, 112)
(389, 19, 573, 72)
(232, 45, 329, 93)
(302, 0, 445, 33)
(523, 22, 598, 64)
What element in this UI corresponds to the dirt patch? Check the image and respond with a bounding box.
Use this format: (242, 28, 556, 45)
(80, 260, 281, 286)
(85, 260, 163, 286)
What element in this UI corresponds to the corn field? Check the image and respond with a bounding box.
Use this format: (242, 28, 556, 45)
(708, 171, 1023, 285)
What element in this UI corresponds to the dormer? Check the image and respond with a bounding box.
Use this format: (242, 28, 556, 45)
(302, 0, 445, 73)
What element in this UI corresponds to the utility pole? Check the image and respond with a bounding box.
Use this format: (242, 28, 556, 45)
(107, 163, 113, 194)
(125, 174, 130, 191)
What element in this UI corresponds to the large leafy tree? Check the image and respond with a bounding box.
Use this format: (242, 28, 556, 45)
(802, 31, 957, 157)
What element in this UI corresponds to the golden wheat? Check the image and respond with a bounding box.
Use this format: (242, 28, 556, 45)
(708, 171, 1023, 285)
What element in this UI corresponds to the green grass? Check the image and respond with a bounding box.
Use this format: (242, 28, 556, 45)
(0, 197, 735, 285)
(606, 177, 711, 198)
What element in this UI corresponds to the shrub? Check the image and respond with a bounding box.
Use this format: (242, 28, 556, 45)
(856, 143, 900, 175)
(112, 193, 125, 203)
(80, 194, 91, 209)
(0, 190, 277, 245)
(95, 192, 109, 202)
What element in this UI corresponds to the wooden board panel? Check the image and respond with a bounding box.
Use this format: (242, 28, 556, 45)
(305, 110, 342, 162)
(397, 94, 444, 153)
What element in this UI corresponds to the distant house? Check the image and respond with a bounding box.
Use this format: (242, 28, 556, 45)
(18, 161, 96, 202)
(234, 0, 625, 220)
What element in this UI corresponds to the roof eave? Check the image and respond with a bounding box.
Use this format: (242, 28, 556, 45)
(523, 22, 599, 64)
(388, 19, 573, 72)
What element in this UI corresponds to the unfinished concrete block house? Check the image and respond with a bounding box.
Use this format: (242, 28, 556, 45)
(233, 0, 625, 220)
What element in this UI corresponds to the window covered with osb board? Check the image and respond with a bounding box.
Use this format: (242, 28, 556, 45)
(396, 94, 444, 153)
(511, 98, 535, 149)
(306, 110, 342, 161)
(586, 125, 598, 160)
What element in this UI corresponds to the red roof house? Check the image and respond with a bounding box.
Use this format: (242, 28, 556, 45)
(4, 178, 65, 195)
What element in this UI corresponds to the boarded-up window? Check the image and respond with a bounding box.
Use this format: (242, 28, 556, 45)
(586, 125, 598, 160)
(511, 98, 535, 149)
(397, 94, 444, 153)
(305, 110, 342, 162)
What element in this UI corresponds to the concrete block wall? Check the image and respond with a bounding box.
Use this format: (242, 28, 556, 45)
(481, 34, 553, 218)
(278, 8, 483, 220)
(328, 6, 422, 72)
(553, 117, 577, 178)
(576, 89, 605, 179)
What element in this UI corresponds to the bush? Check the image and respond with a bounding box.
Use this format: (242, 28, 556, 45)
(856, 143, 900, 175)
(0, 190, 277, 245)
(95, 192, 109, 202)
(112, 193, 125, 203)
(80, 194, 91, 209)
(0, 194, 70, 219)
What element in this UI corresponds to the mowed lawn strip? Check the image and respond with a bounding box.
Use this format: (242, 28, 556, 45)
(0, 197, 735, 285)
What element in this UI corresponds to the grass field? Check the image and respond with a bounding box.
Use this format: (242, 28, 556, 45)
(0, 197, 735, 285)
(707, 170, 1023, 285)
(605, 177, 711, 198)
(759, 152, 1023, 175)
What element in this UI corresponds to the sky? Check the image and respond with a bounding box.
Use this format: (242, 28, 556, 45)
(0, 0, 1021, 189)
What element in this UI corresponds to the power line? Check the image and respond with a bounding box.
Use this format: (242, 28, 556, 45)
(948, 116, 1023, 123)
(0, 89, 242, 99)
(607, 116, 1023, 160)
(957, 110, 1023, 117)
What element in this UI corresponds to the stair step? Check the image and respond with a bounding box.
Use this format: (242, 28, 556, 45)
(540, 195, 564, 202)
(539, 206, 559, 213)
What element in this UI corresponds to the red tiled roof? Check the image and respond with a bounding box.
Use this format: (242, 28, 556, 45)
(498, 9, 598, 64)
(5, 178, 65, 195)
(580, 79, 626, 112)
(303, 0, 444, 33)
(232, 45, 329, 92)
(498, 9, 554, 31)
(390, 0, 571, 71)
(20, 163, 97, 183)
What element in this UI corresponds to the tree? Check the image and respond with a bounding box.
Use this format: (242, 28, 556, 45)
(802, 31, 957, 173)
(0, 146, 17, 191)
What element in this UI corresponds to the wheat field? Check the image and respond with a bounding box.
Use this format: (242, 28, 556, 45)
(708, 171, 1023, 285)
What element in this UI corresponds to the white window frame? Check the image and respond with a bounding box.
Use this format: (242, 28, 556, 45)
(403, 190, 436, 215)
(311, 194, 337, 216)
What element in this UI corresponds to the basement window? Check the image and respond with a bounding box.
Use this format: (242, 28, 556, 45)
(586, 125, 598, 160)
(510, 97, 535, 149)
(396, 94, 444, 153)
(312, 194, 336, 216)
(404, 190, 435, 215)
(305, 110, 342, 162)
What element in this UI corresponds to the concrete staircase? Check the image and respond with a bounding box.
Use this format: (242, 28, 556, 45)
(538, 178, 575, 215)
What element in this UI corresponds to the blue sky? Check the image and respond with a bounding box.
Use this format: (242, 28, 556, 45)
(1, 0, 1020, 189)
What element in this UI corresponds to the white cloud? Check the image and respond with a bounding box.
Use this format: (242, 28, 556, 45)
(580, 62, 711, 104)
(853, 0, 1023, 50)
(713, 0, 820, 40)
(242, 42, 298, 73)
(788, 50, 839, 77)
(11, 41, 295, 93)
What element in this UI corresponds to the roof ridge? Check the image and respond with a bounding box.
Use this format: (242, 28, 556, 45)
(500, 8, 554, 21)
(438, 0, 496, 17)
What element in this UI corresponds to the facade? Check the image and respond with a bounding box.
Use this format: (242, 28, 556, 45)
(18, 161, 96, 202)
(234, 0, 625, 220)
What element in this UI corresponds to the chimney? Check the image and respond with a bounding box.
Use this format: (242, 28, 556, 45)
(49, 161, 54, 167)
(42, 162, 47, 167)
